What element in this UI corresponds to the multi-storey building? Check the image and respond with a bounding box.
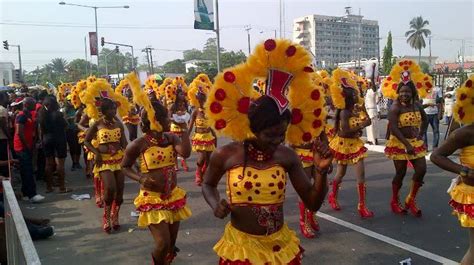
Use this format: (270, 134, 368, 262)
(293, 8, 379, 68)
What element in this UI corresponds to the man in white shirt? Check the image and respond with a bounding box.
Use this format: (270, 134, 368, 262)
(422, 86, 443, 150)
(443, 87, 455, 125)
(364, 82, 380, 145)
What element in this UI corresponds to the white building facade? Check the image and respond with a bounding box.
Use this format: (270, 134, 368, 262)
(293, 8, 379, 68)
(0, 62, 15, 86)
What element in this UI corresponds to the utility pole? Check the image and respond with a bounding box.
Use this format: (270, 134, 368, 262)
(142, 47, 155, 74)
(215, 0, 221, 72)
(279, 0, 282, 38)
(245, 25, 252, 55)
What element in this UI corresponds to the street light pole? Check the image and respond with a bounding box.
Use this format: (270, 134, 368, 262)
(59, 2, 130, 74)
(94, 7, 99, 71)
(245, 25, 252, 55)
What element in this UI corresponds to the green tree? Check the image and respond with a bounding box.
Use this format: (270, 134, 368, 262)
(162, 59, 186, 74)
(67, 59, 92, 81)
(382, 31, 395, 75)
(221, 51, 246, 69)
(419, 61, 430, 74)
(405, 16, 431, 63)
(99, 48, 137, 76)
(183, 48, 204, 61)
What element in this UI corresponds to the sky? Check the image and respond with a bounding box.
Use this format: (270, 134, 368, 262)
(0, 0, 473, 71)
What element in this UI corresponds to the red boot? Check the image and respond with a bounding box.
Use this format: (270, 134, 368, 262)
(391, 182, 407, 214)
(103, 205, 112, 233)
(405, 181, 423, 217)
(357, 183, 374, 218)
(94, 178, 103, 208)
(111, 201, 121, 231)
(181, 159, 189, 172)
(328, 180, 341, 211)
(306, 210, 320, 231)
(298, 202, 316, 238)
(195, 166, 202, 186)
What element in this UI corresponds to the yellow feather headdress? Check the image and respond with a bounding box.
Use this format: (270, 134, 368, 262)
(330, 68, 360, 109)
(172, 76, 188, 93)
(453, 76, 474, 125)
(114, 79, 130, 96)
(82, 79, 131, 120)
(157, 78, 173, 99)
(205, 39, 326, 145)
(188, 80, 210, 108)
(126, 72, 162, 132)
(70, 79, 87, 109)
(57, 82, 74, 102)
(381, 59, 433, 100)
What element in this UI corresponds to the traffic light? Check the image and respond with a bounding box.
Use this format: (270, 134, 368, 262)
(3, 40, 8, 50)
(115, 46, 119, 53)
(101, 37, 105, 47)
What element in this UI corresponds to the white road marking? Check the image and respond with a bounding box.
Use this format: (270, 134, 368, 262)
(316, 212, 458, 265)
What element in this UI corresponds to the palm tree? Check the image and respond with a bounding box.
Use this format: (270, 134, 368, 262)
(405, 16, 431, 63)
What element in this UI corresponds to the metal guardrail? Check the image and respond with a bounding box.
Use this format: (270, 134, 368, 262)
(2, 180, 41, 265)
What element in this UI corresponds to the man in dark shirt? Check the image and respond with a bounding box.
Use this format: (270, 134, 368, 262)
(14, 97, 44, 203)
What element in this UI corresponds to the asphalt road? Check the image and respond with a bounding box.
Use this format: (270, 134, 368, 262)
(19, 120, 463, 265)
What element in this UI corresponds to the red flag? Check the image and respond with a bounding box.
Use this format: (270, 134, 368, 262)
(89, 32, 98, 56)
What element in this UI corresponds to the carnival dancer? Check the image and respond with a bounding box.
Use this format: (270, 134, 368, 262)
(122, 73, 192, 264)
(291, 71, 328, 238)
(168, 85, 191, 171)
(188, 81, 216, 186)
(202, 39, 331, 264)
(71, 80, 90, 177)
(327, 68, 374, 218)
(116, 79, 140, 141)
(83, 78, 130, 233)
(431, 75, 474, 265)
(381, 60, 431, 217)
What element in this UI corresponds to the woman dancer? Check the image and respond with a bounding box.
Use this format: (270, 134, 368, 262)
(202, 39, 331, 264)
(327, 68, 374, 218)
(84, 79, 130, 233)
(122, 73, 192, 264)
(188, 82, 216, 186)
(431, 76, 474, 265)
(381, 60, 431, 216)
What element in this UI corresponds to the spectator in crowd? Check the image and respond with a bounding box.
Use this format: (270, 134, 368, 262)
(63, 97, 82, 171)
(364, 81, 380, 145)
(443, 86, 455, 125)
(38, 96, 71, 193)
(422, 85, 443, 150)
(0, 92, 11, 178)
(14, 97, 44, 202)
(35, 90, 48, 181)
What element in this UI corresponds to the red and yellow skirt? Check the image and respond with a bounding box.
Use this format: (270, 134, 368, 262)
(449, 182, 474, 227)
(192, 131, 216, 152)
(134, 187, 192, 227)
(325, 124, 336, 142)
(94, 150, 123, 173)
(294, 148, 313, 168)
(384, 136, 427, 160)
(123, 114, 140, 125)
(170, 123, 185, 137)
(215, 223, 303, 265)
(329, 136, 367, 165)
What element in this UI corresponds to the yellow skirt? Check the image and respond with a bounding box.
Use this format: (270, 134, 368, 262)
(329, 135, 367, 165)
(170, 123, 184, 136)
(449, 182, 474, 227)
(94, 150, 123, 173)
(385, 136, 427, 160)
(192, 131, 216, 152)
(294, 148, 313, 168)
(214, 222, 303, 265)
(325, 124, 336, 142)
(123, 115, 140, 125)
(134, 187, 192, 227)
